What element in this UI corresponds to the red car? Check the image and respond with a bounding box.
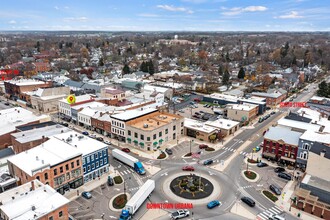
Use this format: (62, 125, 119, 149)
(122, 148, 130, 153)
(182, 166, 195, 171)
(199, 144, 209, 149)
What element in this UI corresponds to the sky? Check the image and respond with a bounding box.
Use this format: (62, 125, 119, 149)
(1, 0, 329, 32)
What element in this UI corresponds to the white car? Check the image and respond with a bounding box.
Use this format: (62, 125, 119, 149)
(171, 209, 190, 220)
(104, 140, 111, 145)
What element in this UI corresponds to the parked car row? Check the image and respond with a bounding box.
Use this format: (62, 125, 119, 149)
(258, 113, 272, 123)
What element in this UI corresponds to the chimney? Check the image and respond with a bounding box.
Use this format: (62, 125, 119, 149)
(320, 149, 326, 157)
(31, 181, 35, 190)
(36, 156, 39, 161)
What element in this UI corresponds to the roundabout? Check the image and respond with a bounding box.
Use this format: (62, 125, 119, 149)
(169, 174, 214, 199)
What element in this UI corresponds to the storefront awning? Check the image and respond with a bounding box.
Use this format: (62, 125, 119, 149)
(281, 156, 296, 163)
(127, 137, 131, 141)
(133, 140, 138, 143)
(263, 152, 276, 158)
(159, 139, 164, 142)
(153, 142, 158, 145)
(139, 142, 144, 146)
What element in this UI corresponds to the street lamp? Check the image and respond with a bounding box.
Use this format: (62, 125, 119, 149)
(189, 140, 194, 154)
(124, 177, 131, 198)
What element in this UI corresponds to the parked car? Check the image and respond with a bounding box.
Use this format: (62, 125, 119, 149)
(170, 209, 190, 220)
(202, 115, 209, 120)
(195, 112, 201, 115)
(278, 172, 292, 181)
(165, 148, 173, 155)
(203, 159, 213, 165)
(274, 167, 285, 173)
(268, 214, 286, 220)
(4, 102, 10, 106)
(258, 118, 264, 123)
(82, 131, 89, 135)
(199, 111, 205, 113)
(257, 162, 268, 167)
(271, 111, 276, 115)
(182, 166, 195, 171)
(89, 134, 96, 139)
(241, 196, 255, 207)
(62, 123, 69, 127)
(96, 137, 104, 142)
(199, 144, 209, 149)
(107, 175, 114, 186)
(104, 140, 111, 145)
(122, 148, 130, 153)
(269, 184, 281, 195)
(254, 146, 261, 152)
(82, 191, 92, 199)
(179, 109, 185, 113)
(206, 105, 211, 108)
(207, 200, 221, 209)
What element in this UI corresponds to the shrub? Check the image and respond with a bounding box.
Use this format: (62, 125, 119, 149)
(112, 194, 127, 209)
(189, 186, 197, 192)
(113, 176, 123, 184)
(263, 190, 278, 202)
(244, 171, 257, 180)
(180, 182, 187, 188)
(184, 152, 192, 157)
(247, 158, 258, 163)
(205, 147, 215, 152)
(157, 153, 166, 159)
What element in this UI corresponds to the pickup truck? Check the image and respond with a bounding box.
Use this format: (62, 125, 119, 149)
(171, 209, 190, 219)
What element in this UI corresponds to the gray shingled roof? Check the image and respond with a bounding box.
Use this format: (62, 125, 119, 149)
(264, 126, 303, 145)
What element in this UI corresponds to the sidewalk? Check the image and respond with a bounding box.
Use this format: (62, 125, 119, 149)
(230, 201, 256, 219)
(276, 180, 321, 220)
(64, 167, 115, 201)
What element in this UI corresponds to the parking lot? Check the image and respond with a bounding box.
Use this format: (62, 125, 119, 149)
(245, 161, 292, 196)
(175, 102, 219, 122)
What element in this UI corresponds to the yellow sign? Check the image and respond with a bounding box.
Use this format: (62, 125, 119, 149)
(67, 95, 76, 104)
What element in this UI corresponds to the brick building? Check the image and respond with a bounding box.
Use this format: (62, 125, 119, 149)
(4, 79, 52, 102)
(0, 107, 50, 150)
(262, 126, 303, 165)
(7, 137, 83, 194)
(0, 180, 69, 220)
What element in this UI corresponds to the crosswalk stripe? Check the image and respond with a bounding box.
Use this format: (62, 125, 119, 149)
(123, 171, 127, 175)
(264, 211, 272, 216)
(258, 213, 268, 220)
(268, 209, 278, 214)
(119, 172, 123, 175)
(233, 149, 237, 152)
(273, 207, 282, 213)
(127, 170, 131, 173)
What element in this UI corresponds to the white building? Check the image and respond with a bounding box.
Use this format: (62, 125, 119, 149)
(0, 180, 69, 220)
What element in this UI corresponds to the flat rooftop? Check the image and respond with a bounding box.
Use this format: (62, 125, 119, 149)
(59, 94, 95, 104)
(111, 108, 158, 122)
(206, 93, 238, 102)
(184, 118, 217, 134)
(300, 130, 330, 145)
(264, 126, 303, 146)
(71, 101, 106, 110)
(53, 130, 108, 156)
(301, 174, 330, 194)
(227, 103, 258, 111)
(0, 180, 69, 220)
(127, 112, 182, 131)
(277, 118, 322, 132)
(0, 107, 50, 136)
(251, 92, 283, 98)
(205, 118, 240, 130)
(6, 79, 46, 86)
(11, 124, 70, 143)
(7, 137, 81, 176)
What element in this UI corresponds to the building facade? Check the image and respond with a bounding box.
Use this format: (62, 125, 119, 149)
(126, 112, 184, 151)
(226, 103, 258, 123)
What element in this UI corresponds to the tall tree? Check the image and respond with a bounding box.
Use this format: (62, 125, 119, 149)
(222, 69, 230, 85)
(238, 67, 245, 79)
(122, 64, 130, 75)
(317, 81, 330, 98)
(99, 58, 104, 66)
(147, 59, 155, 75)
(140, 61, 148, 72)
(218, 65, 223, 76)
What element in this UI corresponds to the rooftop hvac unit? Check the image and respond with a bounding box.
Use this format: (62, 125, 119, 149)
(66, 137, 72, 142)
(143, 124, 148, 128)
